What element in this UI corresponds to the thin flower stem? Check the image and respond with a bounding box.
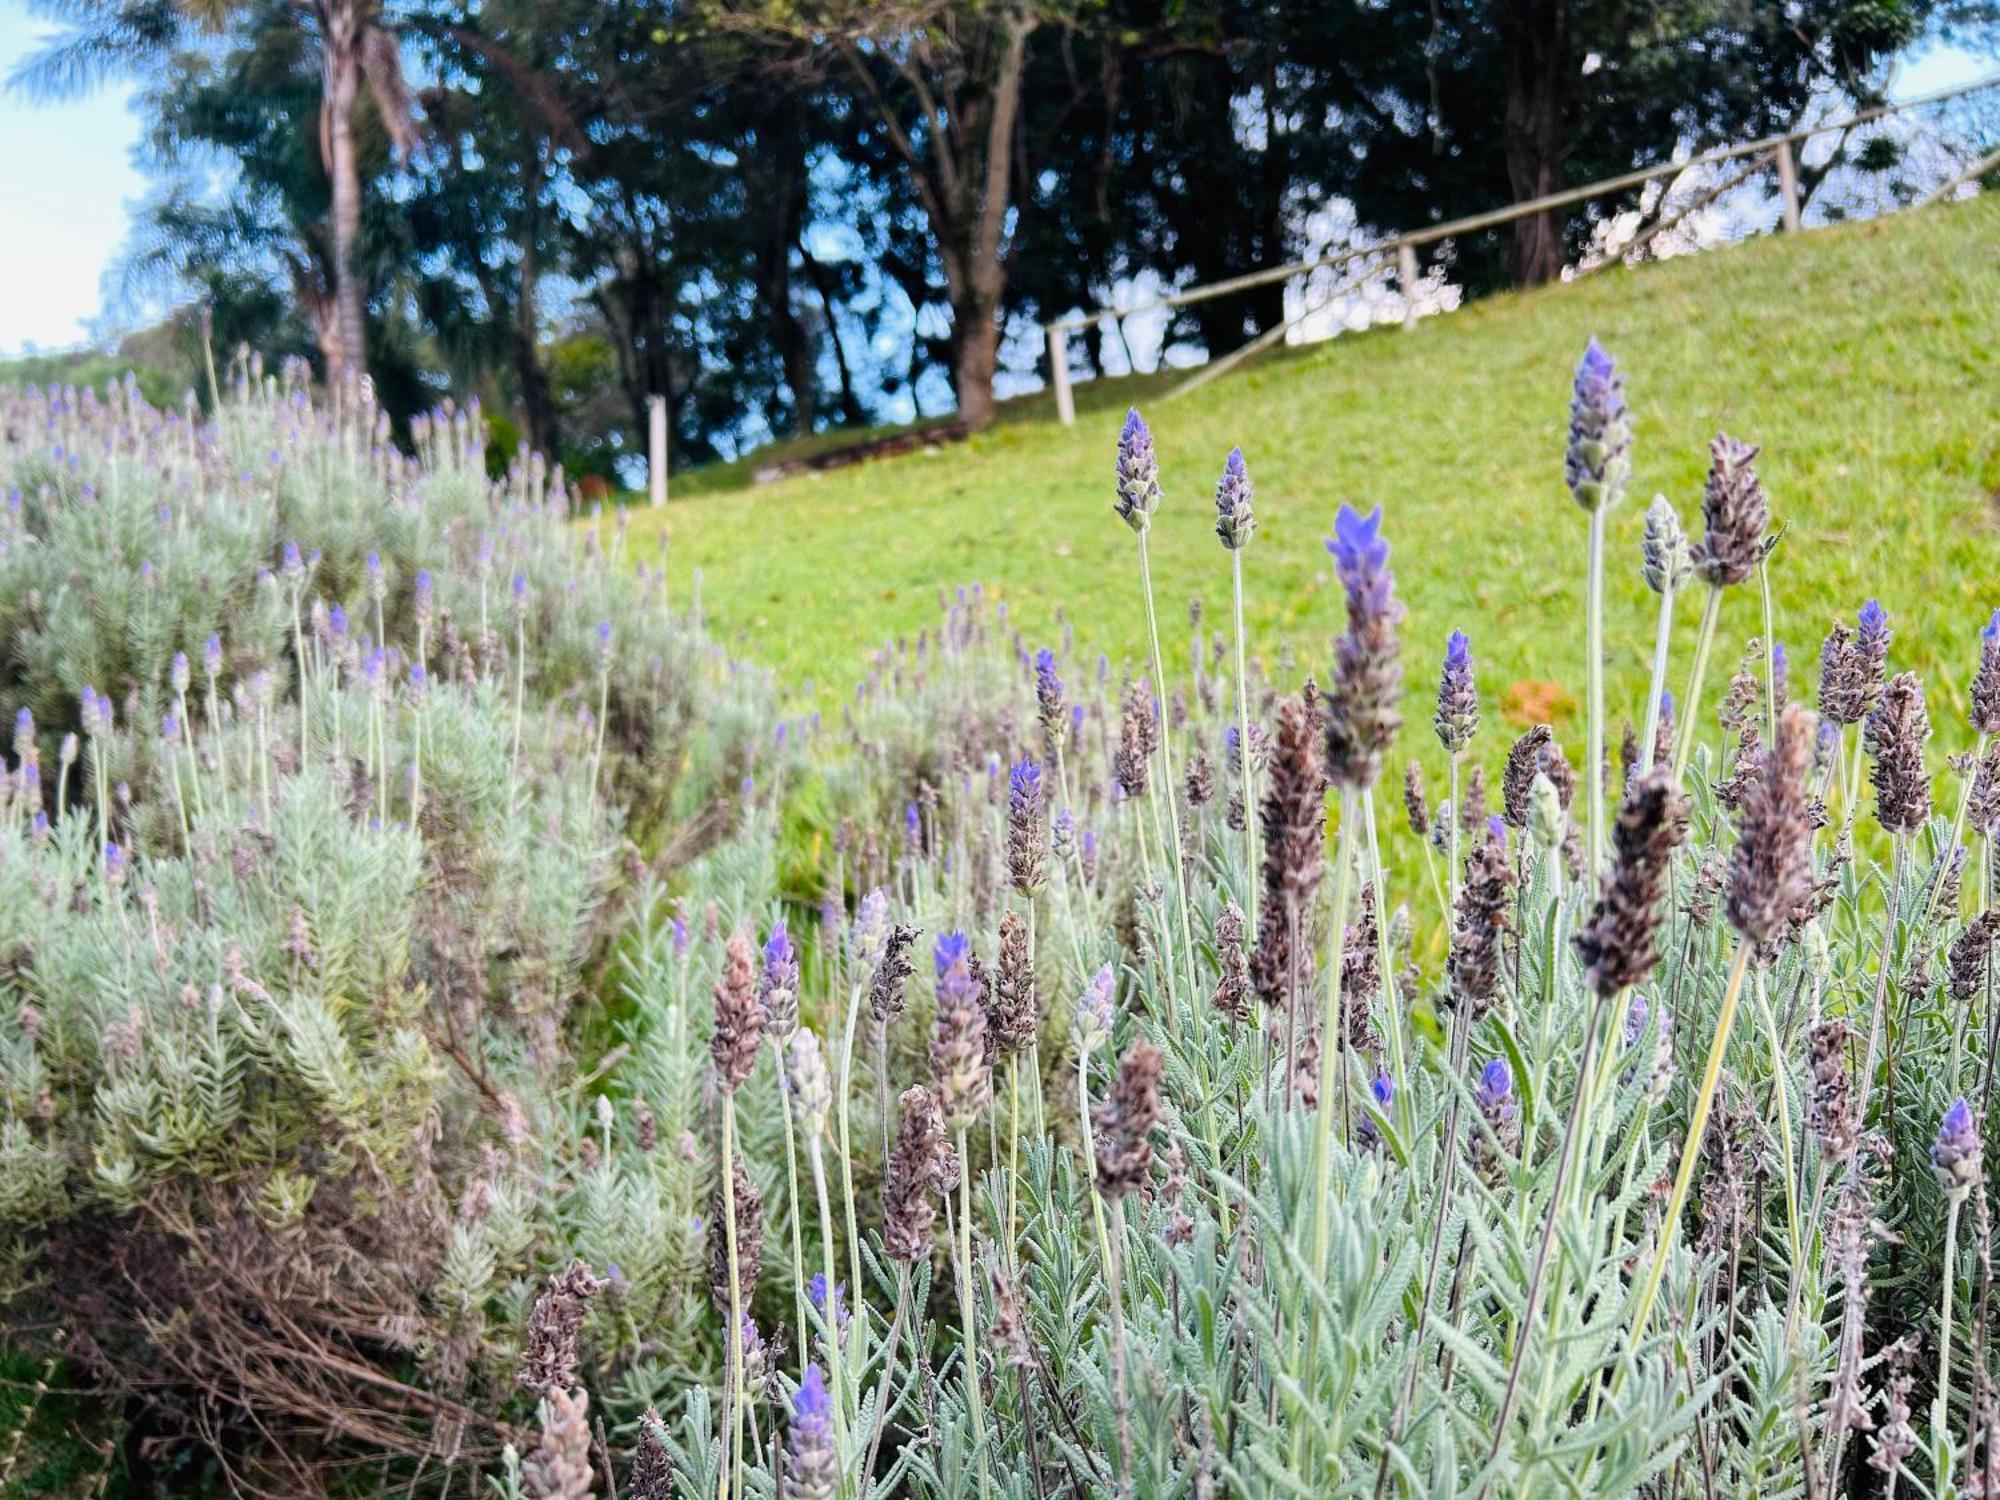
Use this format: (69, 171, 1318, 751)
(1232, 547, 1258, 928)
(1586, 504, 1607, 874)
(719, 1097, 746, 1500)
(835, 984, 870, 1384)
(1753, 969, 1804, 1347)
(1672, 584, 1725, 782)
(1923, 730, 1989, 929)
(1136, 531, 1199, 1026)
(1362, 792, 1407, 1133)
(774, 1042, 810, 1370)
(1640, 585, 1676, 774)
(1105, 1196, 1137, 1497)
(1625, 942, 1753, 1357)
(1448, 752, 1463, 906)
(1857, 837, 1906, 1125)
(1939, 1194, 1965, 1479)
(1296, 788, 1356, 1472)
(805, 1132, 851, 1472)
(952, 1125, 992, 1500)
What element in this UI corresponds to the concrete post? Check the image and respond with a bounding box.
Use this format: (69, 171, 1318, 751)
(1048, 325, 1075, 427)
(648, 394, 668, 507)
(1775, 139, 1802, 232)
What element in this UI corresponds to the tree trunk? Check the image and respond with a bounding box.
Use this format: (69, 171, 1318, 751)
(951, 302, 1002, 430)
(837, 14, 1031, 433)
(1498, 0, 1570, 288)
(321, 2, 368, 383)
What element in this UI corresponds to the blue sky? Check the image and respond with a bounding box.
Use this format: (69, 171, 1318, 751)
(0, 8, 148, 356)
(0, 21, 1987, 359)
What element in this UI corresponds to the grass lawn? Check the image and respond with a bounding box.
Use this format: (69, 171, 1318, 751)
(629, 195, 2000, 769)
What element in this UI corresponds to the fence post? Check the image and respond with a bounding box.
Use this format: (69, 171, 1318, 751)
(1775, 139, 1802, 232)
(1397, 242, 1421, 330)
(1048, 324, 1076, 427)
(648, 395, 668, 507)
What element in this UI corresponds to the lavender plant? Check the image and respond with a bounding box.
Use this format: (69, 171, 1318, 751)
(7, 344, 1997, 1500)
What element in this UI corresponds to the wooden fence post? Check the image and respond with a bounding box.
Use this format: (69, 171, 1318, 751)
(1775, 139, 1802, 232)
(1397, 242, 1421, 330)
(648, 395, 668, 507)
(1048, 325, 1075, 427)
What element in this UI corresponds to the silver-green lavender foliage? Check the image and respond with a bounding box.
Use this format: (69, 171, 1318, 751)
(5, 351, 1993, 1500)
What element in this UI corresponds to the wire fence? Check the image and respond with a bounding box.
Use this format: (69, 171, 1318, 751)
(1043, 72, 2000, 424)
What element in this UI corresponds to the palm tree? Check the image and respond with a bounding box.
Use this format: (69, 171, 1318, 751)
(15, 0, 417, 381)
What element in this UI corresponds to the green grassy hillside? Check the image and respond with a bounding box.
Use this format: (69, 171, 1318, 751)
(633, 196, 2000, 758)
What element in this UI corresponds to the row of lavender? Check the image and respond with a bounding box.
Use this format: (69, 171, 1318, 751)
(3, 340, 1996, 1498)
(524, 343, 2000, 1499)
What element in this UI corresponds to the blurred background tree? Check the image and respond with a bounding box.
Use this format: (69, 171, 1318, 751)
(14, 0, 1997, 473)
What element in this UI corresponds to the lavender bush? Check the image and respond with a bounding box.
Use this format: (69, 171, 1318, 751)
(5, 346, 1997, 1499)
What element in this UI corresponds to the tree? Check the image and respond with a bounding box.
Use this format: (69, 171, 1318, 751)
(721, 1, 1077, 429)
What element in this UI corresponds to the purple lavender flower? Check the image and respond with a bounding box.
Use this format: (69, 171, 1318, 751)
(1624, 995, 1650, 1050)
(1475, 1058, 1513, 1115)
(1035, 648, 1067, 754)
(1114, 409, 1162, 533)
(103, 841, 126, 885)
(672, 914, 690, 959)
(786, 1364, 836, 1500)
(204, 634, 223, 678)
(1565, 338, 1632, 512)
(13, 707, 33, 758)
(1933, 1097, 1981, 1199)
(1214, 446, 1255, 550)
(328, 603, 348, 645)
(904, 801, 922, 850)
(1971, 608, 2000, 737)
(1855, 599, 1890, 714)
(807, 1273, 848, 1335)
(1007, 756, 1047, 895)
(1435, 629, 1478, 754)
(1357, 1066, 1395, 1153)
(1073, 963, 1115, 1054)
(282, 541, 304, 582)
(162, 711, 180, 745)
(170, 652, 190, 694)
(1469, 1056, 1520, 1185)
(760, 918, 800, 1037)
(1323, 504, 1404, 788)
(933, 931, 975, 998)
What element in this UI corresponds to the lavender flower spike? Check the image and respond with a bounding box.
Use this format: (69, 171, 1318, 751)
(1565, 338, 1633, 513)
(1933, 1097, 1981, 1200)
(1434, 629, 1478, 753)
(785, 1364, 837, 1500)
(1214, 446, 1255, 550)
(1692, 432, 1769, 588)
(1972, 608, 2000, 737)
(1324, 503, 1404, 789)
(1114, 409, 1162, 533)
(1641, 494, 1691, 594)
